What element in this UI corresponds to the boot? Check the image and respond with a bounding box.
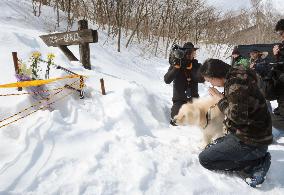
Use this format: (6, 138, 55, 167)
(242, 152, 271, 188)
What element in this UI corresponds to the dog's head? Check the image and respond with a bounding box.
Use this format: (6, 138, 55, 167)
(173, 103, 202, 126)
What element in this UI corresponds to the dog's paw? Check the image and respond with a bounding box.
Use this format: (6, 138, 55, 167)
(173, 115, 185, 126)
(199, 142, 209, 150)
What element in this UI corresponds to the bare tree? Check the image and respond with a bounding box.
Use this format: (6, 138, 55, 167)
(32, 0, 282, 56)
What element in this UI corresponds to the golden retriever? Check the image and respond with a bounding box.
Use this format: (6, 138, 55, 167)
(174, 96, 225, 148)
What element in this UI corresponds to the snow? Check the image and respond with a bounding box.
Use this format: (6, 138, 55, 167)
(0, 0, 284, 194)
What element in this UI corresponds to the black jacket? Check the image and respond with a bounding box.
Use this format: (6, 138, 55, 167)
(164, 59, 204, 102)
(273, 41, 284, 117)
(276, 41, 284, 62)
(253, 58, 271, 78)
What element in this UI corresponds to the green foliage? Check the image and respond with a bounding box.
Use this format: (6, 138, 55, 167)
(237, 58, 250, 69)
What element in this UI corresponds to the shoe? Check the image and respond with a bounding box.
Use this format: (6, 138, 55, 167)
(244, 152, 271, 187)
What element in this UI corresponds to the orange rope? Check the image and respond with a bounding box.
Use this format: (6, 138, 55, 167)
(0, 80, 79, 125)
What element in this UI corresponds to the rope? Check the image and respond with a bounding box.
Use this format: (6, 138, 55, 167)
(0, 80, 79, 125)
(0, 58, 86, 128)
(0, 86, 67, 96)
(0, 90, 75, 129)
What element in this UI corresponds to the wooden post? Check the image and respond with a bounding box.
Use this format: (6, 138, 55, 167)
(59, 45, 79, 61)
(100, 78, 106, 95)
(12, 52, 22, 91)
(78, 20, 91, 70)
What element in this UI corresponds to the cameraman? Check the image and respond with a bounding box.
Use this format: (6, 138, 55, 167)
(164, 42, 204, 126)
(270, 19, 284, 131)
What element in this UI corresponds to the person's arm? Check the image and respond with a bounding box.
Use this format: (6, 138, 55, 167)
(255, 60, 269, 77)
(164, 65, 180, 84)
(196, 63, 205, 83)
(189, 61, 205, 83)
(217, 77, 249, 126)
(273, 45, 280, 57)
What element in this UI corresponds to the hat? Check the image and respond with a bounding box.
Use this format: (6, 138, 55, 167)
(248, 49, 269, 59)
(231, 48, 240, 55)
(183, 42, 199, 50)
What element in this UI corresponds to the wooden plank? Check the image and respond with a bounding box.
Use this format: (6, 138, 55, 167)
(40, 29, 98, 46)
(78, 20, 91, 70)
(58, 45, 79, 61)
(12, 52, 22, 91)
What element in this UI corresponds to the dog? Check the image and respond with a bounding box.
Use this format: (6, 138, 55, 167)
(173, 96, 225, 148)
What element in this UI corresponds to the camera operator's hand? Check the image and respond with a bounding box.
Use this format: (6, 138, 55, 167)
(273, 45, 280, 56)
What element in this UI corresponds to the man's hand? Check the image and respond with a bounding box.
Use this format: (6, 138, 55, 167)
(250, 63, 255, 69)
(209, 87, 224, 101)
(174, 64, 181, 69)
(273, 45, 280, 56)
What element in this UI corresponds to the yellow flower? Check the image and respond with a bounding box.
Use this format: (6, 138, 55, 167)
(32, 51, 41, 59)
(47, 53, 55, 60)
(18, 60, 32, 76)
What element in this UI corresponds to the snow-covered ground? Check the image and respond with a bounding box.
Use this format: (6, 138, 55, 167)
(0, 0, 284, 194)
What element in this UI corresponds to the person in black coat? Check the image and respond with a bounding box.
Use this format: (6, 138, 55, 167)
(249, 50, 270, 78)
(249, 49, 272, 112)
(231, 48, 248, 69)
(164, 42, 204, 125)
(270, 19, 284, 131)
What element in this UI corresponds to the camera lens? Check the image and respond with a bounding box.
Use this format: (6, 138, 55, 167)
(173, 50, 185, 59)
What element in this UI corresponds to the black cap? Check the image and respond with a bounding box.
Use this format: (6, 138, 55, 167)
(231, 48, 240, 55)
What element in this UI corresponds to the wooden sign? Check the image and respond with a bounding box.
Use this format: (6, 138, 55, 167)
(40, 29, 98, 46)
(40, 20, 97, 70)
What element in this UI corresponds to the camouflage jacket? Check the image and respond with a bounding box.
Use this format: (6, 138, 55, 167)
(217, 66, 273, 146)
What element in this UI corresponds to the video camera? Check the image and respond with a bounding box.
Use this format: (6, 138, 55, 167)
(171, 44, 188, 60)
(169, 44, 192, 67)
